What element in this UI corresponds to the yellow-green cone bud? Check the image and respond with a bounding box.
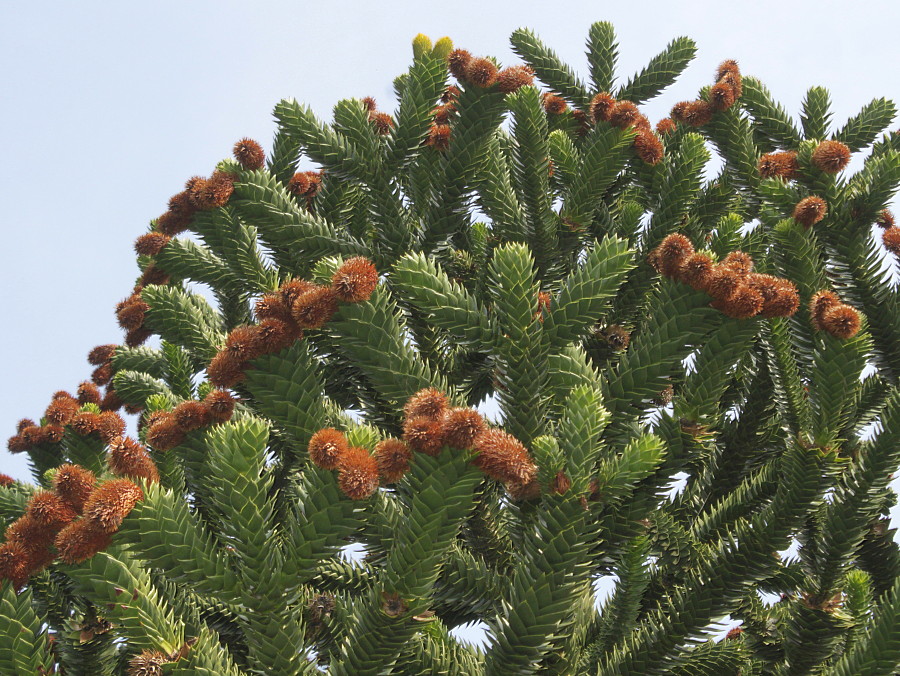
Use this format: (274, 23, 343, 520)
(431, 37, 454, 60)
(412, 34, 433, 59)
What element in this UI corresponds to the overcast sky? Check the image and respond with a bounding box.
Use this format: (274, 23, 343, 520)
(1, 0, 898, 528)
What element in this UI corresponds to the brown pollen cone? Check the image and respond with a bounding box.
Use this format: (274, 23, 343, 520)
(705, 265, 742, 301)
(255, 293, 294, 324)
(425, 124, 451, 151)
(656, 118, 676, 135)
(432, 104, 453, 124)
(722, 251, 754, 277)
(100, 389, 124, 413)
(633, 129, 664, 165)
(809, 290, 842, 330)
(278, 278, 316, 308)
(198, 170, 236, 209)
(88, 344, 117, 366)
(466, 58, 499, 88)
(608, 101, 641, 129)
(542, 93, 568, 115)
(721, 71, 743, 99)
(70, 412, 100, 437)
(747, 273, 800, 318)
(708, 81, 736, 111)
(441, 408, 486, 449)
(16, 418, 36, 433)
(590, 92, 616, 123)
(46, 396, 80, 425)
(116, 295, 148, 331)
(155, 210, 190, 237)
(225, 325, 265, 362)
(370, 112, 394, 135)
(185, 175, 209, 207)
(55, 518, 113, 564)
(652, 233, 695, 278)
(758, 151, 799, 179)
(254, 318, 297, 354)
(882, 227, 900, 255)
(5, 515, 57, 550)
(332, 257, 379, 303)
(361, 96, 377, 112)
(207, 350, 248, 388)
(134, 232, 170, 257)
(447, 49, 473, 80)
(404, 388, 449, 420)
(83, 478, 144, 533)
(291, 285, 339, 329)
(811, 140, 851, 173)
(7, 434, 28, 453)
(497, 65, 534, 94)
(683, 100, 714, 127)
(760, 280, 800, 318)
(308, 428, 349, 470)
(77, 381, 102, 406)
(95, 411, 126, 443)
(287, 172, 310, 197)
(42, 424, 65, 444)
(26, 491, 78, 530)
(53, 464, 96, 513)
(441, 85, 461, 103)
(145, 414, 186, 452)
(793, 196, 827, 227)
(374, 438, 411, 483)
(0, 474, 14, 487)
(125, 326, 152, 348)
(876, 209, 895, 229)
(716, 59, 740, 81)
(91, 363, 113, 386)
(337, 446, 379, 500)
(711, 284, 764, 319)
(403, 416, 445, 456)
(821, 304, 862, 339)
(203, 390, 236, 424)
(108, 436, 159, 483)
(0, 541, 30, 590)
(172, 401, 211, 432)
(670, 101, 691, 124)
(233, 138, 265, 170)
(678, 252, 714, 290)
(139, 263, 170, 287)
(471, 429, 537, 485)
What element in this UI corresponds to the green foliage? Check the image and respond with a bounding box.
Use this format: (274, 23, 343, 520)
(3, 22, 900, 676)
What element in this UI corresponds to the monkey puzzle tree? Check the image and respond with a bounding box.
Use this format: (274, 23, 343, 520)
(2, 22, 900, 675)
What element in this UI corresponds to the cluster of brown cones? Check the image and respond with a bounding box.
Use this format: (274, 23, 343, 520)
(809, 291, 863, 339)
(361, 97, 395, 136)
(587, 92, 664, 165)
(308, 387, 538, 500)
(0, 466, 145, 590)
(7, 383, 126, 455)
(208, 257, 379, 388)
(425, 85, 460, 151)
(650, 233, 800, 320)
(759, 140, 852, 181)
(447, 49, 535, 94)
(142, 390, 235, 452)
(876, 209, 900, 257)
(671, 59, 743, 128)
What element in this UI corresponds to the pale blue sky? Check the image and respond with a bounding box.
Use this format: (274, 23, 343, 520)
(1, 0, 897, 499)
